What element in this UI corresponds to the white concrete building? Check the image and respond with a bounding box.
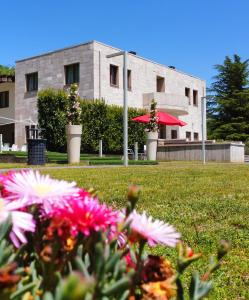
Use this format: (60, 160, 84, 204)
(11, 40, 206, 146)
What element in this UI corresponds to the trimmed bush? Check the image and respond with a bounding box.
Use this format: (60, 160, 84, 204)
(38, 89, 68, 152)
(38, 89, 147, 154)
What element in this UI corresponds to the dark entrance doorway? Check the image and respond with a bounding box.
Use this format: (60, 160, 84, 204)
(0, 123, 14, 144)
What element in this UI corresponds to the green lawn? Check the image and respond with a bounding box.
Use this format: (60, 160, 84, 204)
(41, 162, 249, 299)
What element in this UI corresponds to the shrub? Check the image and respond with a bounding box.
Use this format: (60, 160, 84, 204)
(245, 140, 249, 155)
(38, 89, 68, 152)
(38, 88, 147, 154)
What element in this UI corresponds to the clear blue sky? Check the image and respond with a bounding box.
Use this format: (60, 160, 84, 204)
(1, 0, 249, 86)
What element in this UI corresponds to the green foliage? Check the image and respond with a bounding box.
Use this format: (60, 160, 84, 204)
(65, 84, 81, 125)
(37, 88, 147, 153)
(81, 100, 147, 153)
(146, 99, 158, 132)
(81, 99, 109, 153)
(208, 55, 249, 142)
(0, 65, 15, 76)
(38, 89, 68, 152)
(88, 160, 158, 165)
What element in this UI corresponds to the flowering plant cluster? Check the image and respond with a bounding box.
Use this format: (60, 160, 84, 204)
(147, 99, 158, 132)
(66, 84, 82, 125)
(0, 171, 229, 300)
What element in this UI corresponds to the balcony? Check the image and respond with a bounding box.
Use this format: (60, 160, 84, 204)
(143, 92, 189, 116)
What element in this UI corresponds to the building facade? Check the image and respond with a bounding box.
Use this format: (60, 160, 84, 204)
(0, 76, 15, 144)
(14, 40, 206, 146)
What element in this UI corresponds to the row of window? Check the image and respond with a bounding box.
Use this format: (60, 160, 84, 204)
(110, 65, 165, 93)
(159, 125, 199, 141)
(110, 64, 132, 90)
(110, 65, 199, 106)
(170, 131, 199, 140)
(24, 63, 200, 108)
(185, 87, 198, 106)
(0, 91, 9, 108)
(25, 63, 80, 92)
(186, 131, 199, 141)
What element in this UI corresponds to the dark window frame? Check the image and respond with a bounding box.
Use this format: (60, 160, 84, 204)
(110, 64, 119, 87)
(159, 124, 166, 139)
(0, 91, 9, 108)
(171, 129, 177, 139)
(65, 63, 80, 85)
(26, 72, 38, 92)
(186, 131, 191, 141)
(185, 87, 191, 105)
(156, 76, 165, 92)
(194, 132, 199, 141)
(127, 69, 132, 91)
(193, 89, 198, 106)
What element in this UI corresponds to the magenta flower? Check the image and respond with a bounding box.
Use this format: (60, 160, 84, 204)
(3, 170, 78, 213)
(51, 190, 119, 237)
(0, 198, 35, 247)
(127, 210, 181, 247)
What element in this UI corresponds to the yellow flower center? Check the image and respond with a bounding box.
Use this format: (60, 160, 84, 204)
(34, 184, 53, 197)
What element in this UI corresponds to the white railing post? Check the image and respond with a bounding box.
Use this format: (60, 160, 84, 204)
(0, 134, 2, 153)
(99, 139, 103, 158)
(134, 142, 138, 160)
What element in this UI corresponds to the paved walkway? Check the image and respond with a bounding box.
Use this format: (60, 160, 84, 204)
(0, 165, 121, 173)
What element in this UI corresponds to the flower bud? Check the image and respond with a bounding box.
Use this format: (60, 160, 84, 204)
(218, 240, 230, 260)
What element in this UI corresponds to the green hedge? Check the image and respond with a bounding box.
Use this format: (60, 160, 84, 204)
(38, 89, 147, 154)
(88, 160, 158, 165)
(38, 89, 68, 152)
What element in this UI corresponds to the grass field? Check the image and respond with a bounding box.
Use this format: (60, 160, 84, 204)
(41, 162, 249, 299)
(0, 151, 120, 163)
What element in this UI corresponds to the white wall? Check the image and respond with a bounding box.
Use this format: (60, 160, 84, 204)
(14, 40, 206, 146)
(0, 82, 15, 121)
(15, 42, 95, 146)
(93, 41, 206, 140)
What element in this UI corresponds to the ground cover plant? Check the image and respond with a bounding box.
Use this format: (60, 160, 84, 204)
(42, 162, 249, 299)
(0, 167, 231, 299)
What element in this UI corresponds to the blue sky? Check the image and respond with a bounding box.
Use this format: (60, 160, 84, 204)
(1, 0, 249, 86)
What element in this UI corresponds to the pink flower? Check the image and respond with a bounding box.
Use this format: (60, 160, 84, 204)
(3, 170, 78, 213)
(0, 171, 14, 198)
(127, 210, 181, 247)
(51, 190, 119, 237)
(0, 198, 35, 247)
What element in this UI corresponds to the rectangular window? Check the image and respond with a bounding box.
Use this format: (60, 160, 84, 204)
(193, 90, 198, 106)
(159, 124, 166, 139)
(0, 91, 9, 108)
(65, 63, 80, 85)
(194, 132, 199, 141)
(26, 72, 38, 92)
(185, 87, 191, 105)
(156, 76, 165, 92)
(127, 69, 132, 91)
(110, 64, 119, 87)
(186, 131, 191, 141)
(171, 130, 177, 139)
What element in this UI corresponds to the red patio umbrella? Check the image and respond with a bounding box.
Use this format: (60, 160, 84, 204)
(132, 111, 187, 126)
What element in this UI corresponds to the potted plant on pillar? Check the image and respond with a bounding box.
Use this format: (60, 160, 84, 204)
(66, 84, 82, 164)
(146, 99, 158, 160)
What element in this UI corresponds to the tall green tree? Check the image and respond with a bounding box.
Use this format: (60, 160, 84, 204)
(207, 55, 249, 141)
(0, 64, 15, 76)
